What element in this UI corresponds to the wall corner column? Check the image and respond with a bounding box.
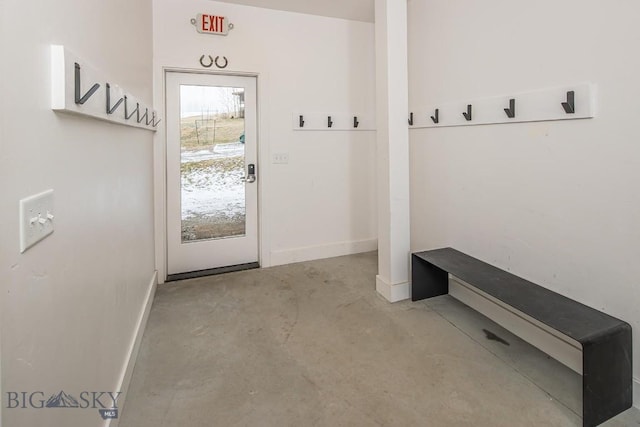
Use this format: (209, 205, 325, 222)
(375, 0, 411, 302)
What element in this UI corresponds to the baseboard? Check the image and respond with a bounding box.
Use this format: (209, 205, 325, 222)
(105, 271, 157, 427)
(376, 275, 410, 303)
(270, 238, 377, 267)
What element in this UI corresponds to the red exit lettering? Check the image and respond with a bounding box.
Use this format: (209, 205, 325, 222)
(202, 15, 225, 33)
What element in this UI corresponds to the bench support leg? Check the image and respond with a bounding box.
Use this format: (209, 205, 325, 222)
(582, 324, 632, 427)
(412, 254, 449, 301)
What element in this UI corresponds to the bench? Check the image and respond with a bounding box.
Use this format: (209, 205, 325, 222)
(411, 247, 632, 427)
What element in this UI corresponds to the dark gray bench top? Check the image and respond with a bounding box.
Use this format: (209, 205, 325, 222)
(412, 247, 633, 426)
(413, 247, 627, 344)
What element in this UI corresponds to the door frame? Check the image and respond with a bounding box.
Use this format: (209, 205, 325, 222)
(153, 67, 271, 283)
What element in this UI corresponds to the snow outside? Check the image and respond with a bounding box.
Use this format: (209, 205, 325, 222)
(180, 85, 246, 242)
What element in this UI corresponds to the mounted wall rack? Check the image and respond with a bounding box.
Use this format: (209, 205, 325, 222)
(51, 45, 159, 132)
(292, 112, 375, 131)
(408, 83, 595, 129)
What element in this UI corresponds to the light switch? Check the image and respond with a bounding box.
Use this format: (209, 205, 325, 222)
(20, 189, 54, 253)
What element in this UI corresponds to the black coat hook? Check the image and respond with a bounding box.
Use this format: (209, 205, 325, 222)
(462, 104, 472, 121)
(151, 112, 161, 127)
(327, 116, 333, 128)
(408, 112, 414, 126)
(146, 109, 154, 126)
(215, 56, 228, 69)
(562, 91, 575, 114)
(299, 115, 305, 128)
(504, 98, 516, 118)
(138, 108, 149, 124)
(431, 109, 439, 124)
(106, 83, 124, 115)
(200, 55, 213, 68)
(74, 63, 100, 105)
(353, 116, 359, 128)
(124, 96, 139, 120)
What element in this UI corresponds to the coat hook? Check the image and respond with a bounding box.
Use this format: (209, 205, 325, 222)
(462, 104, 472, 121)
(504, 98, 516, 118)
(106, 83, 124, 115)
(215, 56, 228, 69)
(124, 96, 139, 120)
(562, 91, 575, 114)
(408, 112, 414, 126)
(145, 108, 154, 126)
(152, 112, 162, 127)
(138, 107, 149, 124)
(299, 115, 305, 128)
(430, 109, 439, 124)
(353, 116, 359, 128)
(74, 63, 100, 105)
(200, 55, 214, 68)
(328, 116, 333, 128)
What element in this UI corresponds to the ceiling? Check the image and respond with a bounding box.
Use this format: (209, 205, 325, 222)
(213, 0, 375, 23)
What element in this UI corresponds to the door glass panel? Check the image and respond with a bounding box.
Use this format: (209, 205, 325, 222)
(180, 85, 246, 242)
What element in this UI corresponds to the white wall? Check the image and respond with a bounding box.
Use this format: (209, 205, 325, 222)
(408, 0, 640, 407)
(152, 0, 377, 276)
(374, 0, 411, 302)
(0, 0, 156, 425)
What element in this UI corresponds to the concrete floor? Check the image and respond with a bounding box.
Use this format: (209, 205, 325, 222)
(120, 252, 639, 427)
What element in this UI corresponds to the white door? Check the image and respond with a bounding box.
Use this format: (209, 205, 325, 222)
(166, 72, 258, 276)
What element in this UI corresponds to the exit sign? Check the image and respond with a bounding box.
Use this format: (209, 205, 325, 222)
(193, 14, 231, 36)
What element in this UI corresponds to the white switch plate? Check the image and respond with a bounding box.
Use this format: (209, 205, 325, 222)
(272, 152, 289, 164)
(20, 189, 54, 253)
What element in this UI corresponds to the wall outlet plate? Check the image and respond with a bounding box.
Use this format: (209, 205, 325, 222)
(20, 189, 54, 253)
(272, 152, 289, 164)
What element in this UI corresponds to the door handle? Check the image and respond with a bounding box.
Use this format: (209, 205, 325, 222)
(241, 163, 257, 183)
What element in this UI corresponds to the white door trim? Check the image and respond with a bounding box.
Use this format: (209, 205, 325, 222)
(152, 67, 272, 282)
